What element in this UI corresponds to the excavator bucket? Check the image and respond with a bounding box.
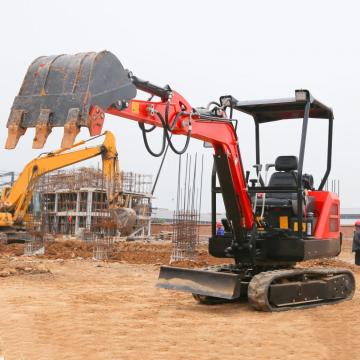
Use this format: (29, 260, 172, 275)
(157, 266, 243, 300)
(6, 51, 136, 149)
(110, 207, 137, 236)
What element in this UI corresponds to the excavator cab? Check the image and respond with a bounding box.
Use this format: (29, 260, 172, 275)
(206, 90, 340, 263)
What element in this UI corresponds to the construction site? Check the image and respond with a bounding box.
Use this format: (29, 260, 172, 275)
(1, 2, 360, 359)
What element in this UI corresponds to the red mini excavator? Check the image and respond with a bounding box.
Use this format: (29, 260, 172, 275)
(5, 51, 355, 311)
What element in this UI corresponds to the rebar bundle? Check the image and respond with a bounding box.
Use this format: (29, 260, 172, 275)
(24, 233, 45, 256)
(171, 153, 204, 262)
(93, 236, 114, 260)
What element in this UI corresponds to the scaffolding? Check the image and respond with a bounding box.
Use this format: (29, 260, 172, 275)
(0, 171, 15, 187)
(33, 167, 153, 238)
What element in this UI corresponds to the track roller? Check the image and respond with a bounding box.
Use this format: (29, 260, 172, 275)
(248, 268, 355, 312)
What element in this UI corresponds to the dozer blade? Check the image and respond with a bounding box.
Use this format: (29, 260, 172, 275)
(6, 51, 137, 149)
(157, 266, 243, 300)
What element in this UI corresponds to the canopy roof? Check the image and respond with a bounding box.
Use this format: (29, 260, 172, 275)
(221, 90, 333, 123)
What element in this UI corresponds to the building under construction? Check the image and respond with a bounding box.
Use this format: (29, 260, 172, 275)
(33, 167, 152, 239)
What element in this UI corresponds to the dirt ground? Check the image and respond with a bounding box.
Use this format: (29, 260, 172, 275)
(0, 241, 359, 360)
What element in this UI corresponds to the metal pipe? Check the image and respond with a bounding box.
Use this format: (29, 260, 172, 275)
(176, 155, 182, 213)
(191, 153, 197, 212)
(211, 162, 217, 237)
(198, 154, 204, 224)
(183, 154, 189, 212)
(255, 121, 260, 165)
(297, 100, 311, 237)
(318, 117, 333, 190)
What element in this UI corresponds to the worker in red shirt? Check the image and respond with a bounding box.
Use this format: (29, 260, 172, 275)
(352, 220, 360, 265)
(68, 216, 73, 234)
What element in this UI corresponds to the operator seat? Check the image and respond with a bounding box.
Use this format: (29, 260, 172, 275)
(266, 155, 298, 206)
(265, 156, 315, 214)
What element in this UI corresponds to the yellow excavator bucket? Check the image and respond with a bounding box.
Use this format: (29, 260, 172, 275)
(6, 51, 136, 150)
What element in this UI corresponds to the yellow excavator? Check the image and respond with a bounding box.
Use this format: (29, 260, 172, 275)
(0, 131, 135, 243)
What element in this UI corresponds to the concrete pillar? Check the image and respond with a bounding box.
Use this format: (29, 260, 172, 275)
(54, 192, 59, 232)
(86, 191, 93, 229)
(147, 219, 151, 237)
(75, 191, 80, 234)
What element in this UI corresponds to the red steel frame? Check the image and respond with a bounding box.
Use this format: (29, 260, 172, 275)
(309, 191, 340, 239)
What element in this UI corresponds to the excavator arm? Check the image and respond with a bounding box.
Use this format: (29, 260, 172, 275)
(5, 51, 254, 244)
(1, 131, 120, 225)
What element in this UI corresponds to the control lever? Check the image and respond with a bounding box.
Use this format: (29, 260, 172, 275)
(245, 170, 250, 185)
(260, 163, 275, 219)
(249, 179, 258, 187)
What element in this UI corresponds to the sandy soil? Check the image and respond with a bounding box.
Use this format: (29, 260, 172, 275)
(0, 241, 231, 266)
(0, 242, 358, 360)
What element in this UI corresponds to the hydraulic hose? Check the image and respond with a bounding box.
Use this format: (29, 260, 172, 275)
(143, 124, 156, 133)
(157, 110, 192, 155)
(140, 108, 192, 157)
(139, 122, 167, 157)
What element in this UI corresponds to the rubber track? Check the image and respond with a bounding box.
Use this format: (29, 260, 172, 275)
(248, 268, 356, 312)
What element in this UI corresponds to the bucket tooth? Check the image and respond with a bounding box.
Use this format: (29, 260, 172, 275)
(6, 125, 26, 149)
(32, 109, 52, 149)
(5, 109, 26, 149)
(61, 123, 80, 149)
(61, 108, 81, 149)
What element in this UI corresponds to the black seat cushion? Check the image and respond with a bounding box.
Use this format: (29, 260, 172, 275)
(267, 172, 297, 200)
(263, 197, 292, 206)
